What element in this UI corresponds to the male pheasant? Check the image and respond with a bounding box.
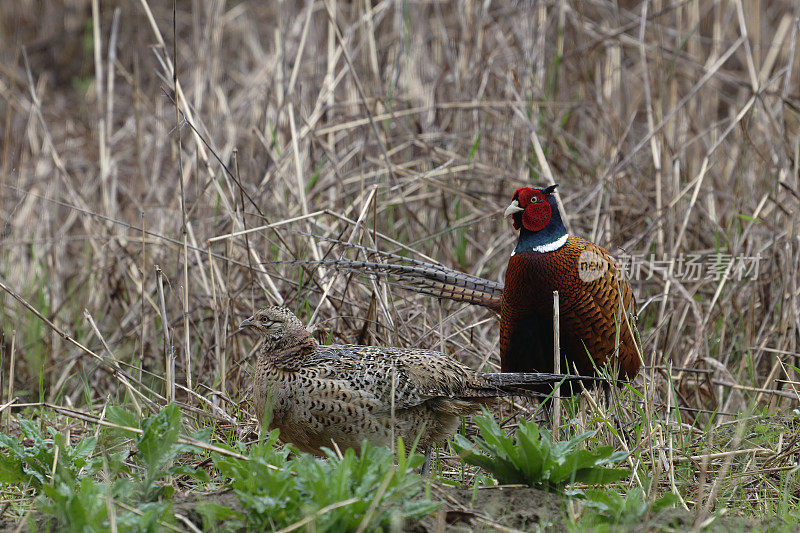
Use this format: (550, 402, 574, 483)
(298, 185, 641, 384)
(500, 185, 640, 381)
(239, 306, 587, 454)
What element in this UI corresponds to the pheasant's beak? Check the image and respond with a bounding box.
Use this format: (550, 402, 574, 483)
(228, 317, 255, 339)
(504, 199, 524, 218)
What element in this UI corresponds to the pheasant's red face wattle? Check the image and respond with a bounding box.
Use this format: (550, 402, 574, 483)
(511, 187, 551, 232)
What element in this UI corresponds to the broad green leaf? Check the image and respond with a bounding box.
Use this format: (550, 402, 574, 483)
(651, 493, 680, 513)
(137, 403, 181, 472)
(573, 466, 631, 485)
(19, 419, 44, 445)
(0, 454, 30, 485)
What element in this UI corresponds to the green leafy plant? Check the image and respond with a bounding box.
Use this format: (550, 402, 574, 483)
(1, 405, 436, 531)
(0, 417, 107, 532)
(0, 418, 100, 491)
(105, 403, 210, 503)
(40, 476, 108, 533)
(203, 431, 438, 532)
(576, 487, 679, 530)
(0, 405, 211, 531)
(452, 410, 630, 492)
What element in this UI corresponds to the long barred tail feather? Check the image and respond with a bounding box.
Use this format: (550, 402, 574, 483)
(268, 233, 504, 310)
(286, 258, 504, 311)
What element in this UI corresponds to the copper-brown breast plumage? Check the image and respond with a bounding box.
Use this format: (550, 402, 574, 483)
(500, 235, 639, 379)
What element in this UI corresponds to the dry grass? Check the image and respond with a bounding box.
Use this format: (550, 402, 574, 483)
(1, 0, 799, 526)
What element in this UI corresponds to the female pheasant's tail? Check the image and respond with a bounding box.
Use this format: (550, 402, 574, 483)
(467, 371, 607, 398)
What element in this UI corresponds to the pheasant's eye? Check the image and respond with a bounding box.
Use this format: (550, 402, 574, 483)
(530, 197, 539, 203)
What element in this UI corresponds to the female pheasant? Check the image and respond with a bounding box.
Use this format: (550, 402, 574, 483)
(239, 306, 585, 454)
(501, 185, 640, 381)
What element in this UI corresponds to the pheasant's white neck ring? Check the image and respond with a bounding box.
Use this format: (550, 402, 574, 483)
(511, 233, 568, 256)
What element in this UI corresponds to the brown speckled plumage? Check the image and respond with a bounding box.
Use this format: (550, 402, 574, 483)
(240, 306, 581, 454)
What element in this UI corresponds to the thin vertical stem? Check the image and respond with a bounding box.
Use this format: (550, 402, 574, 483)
(553, 291, 561, 435)
(7, 331, 15, 432)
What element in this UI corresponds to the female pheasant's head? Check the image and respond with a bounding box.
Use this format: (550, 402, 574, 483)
(239, 306, 314, 353)
(504, 185, 568, 254)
